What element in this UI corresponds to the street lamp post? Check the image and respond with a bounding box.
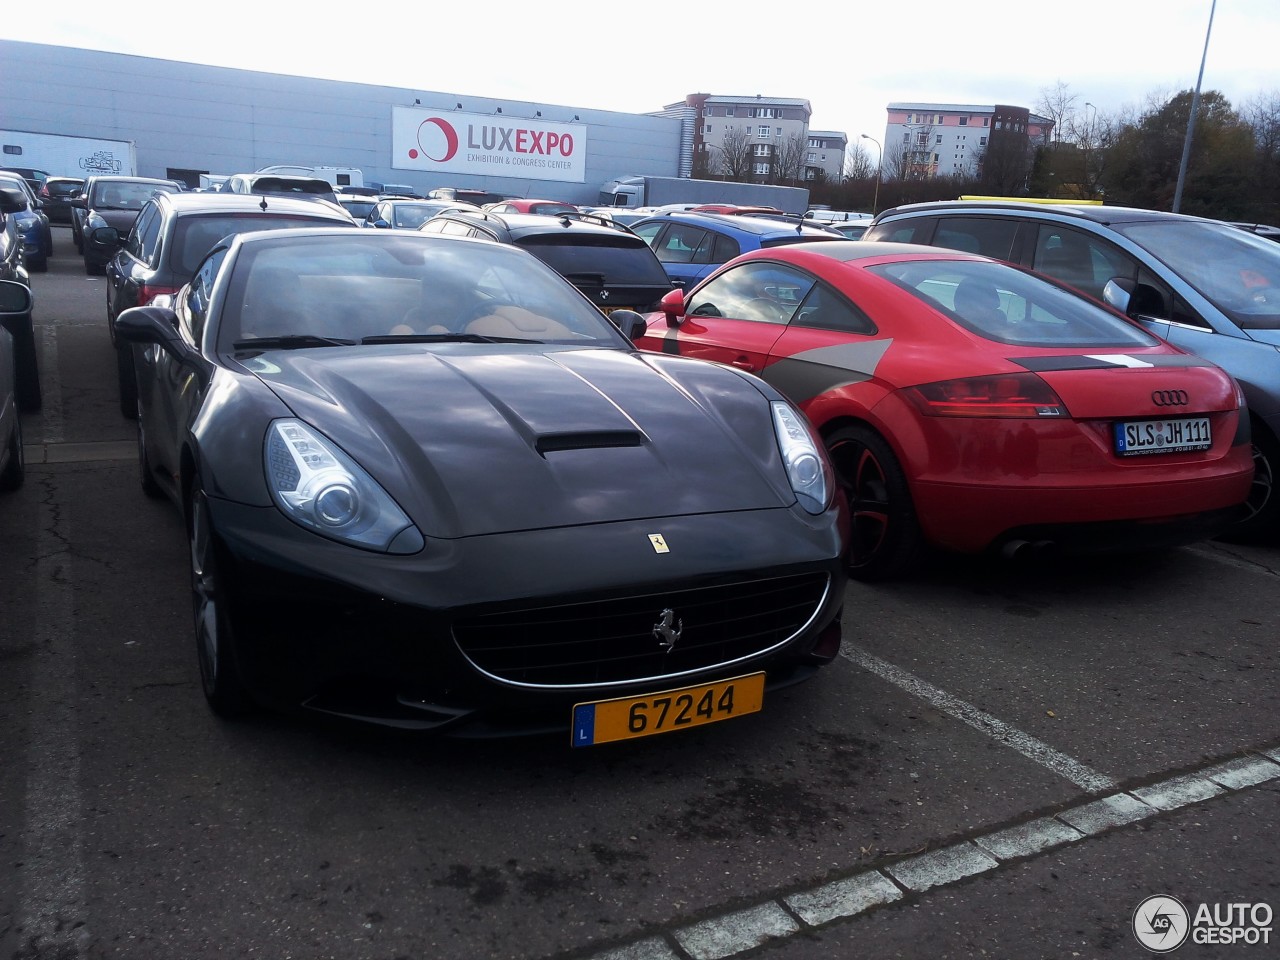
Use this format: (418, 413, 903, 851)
(861, 133, 882, 215)
(1173, 0, 1218, 213)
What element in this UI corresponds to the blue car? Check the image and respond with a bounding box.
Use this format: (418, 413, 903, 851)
(629, 211, 840, 289)
(0, 172, 51, 273)
(864, 200, 1280, 542)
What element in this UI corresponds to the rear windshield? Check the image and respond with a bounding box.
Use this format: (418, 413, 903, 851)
(47, 180, 84, 197)
(518, 236, 671, 285)
(250, 177, 336, 199)
(173, 213, 354, 277)
(868, 258, 1159, 348)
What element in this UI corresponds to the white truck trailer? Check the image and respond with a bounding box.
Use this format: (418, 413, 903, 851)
(598, 175, 809, 213)
(0, 129, 137, 179)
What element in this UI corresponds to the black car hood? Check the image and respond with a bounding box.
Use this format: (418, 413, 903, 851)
(246, 345, 793, 538)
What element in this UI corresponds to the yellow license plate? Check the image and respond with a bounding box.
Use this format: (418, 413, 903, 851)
(571, 673, 765, 747)
(602, 305, 637, 315)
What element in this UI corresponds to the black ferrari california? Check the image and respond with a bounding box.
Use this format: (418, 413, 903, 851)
(115, 228, 848, 743)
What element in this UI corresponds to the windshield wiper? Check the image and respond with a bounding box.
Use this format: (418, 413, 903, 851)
(232, 335, 357, 350)
(359, 333, 540, 344)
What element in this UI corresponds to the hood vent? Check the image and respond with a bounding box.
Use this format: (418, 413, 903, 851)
(535, 431, 646, 456)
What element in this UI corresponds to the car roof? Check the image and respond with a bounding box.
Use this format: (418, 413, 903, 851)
(637, 210, 839, 238)
(872, 199, 1218, 229)
(154, 191, 355, 218)
(434, 210, 646, 243)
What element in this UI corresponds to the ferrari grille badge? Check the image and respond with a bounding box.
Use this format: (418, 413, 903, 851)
(653, 609, 683, 652)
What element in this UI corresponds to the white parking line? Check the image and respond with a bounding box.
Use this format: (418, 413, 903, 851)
(840, 645, 1117, 793)
(583, 747, 1280, 960)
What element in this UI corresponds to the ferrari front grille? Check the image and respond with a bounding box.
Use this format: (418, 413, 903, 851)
(452, 572, 830, 688)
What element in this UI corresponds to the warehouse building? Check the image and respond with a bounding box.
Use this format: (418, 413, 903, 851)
(0, 40, 682, 205)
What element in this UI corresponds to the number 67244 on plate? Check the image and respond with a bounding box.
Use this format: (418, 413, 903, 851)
(571, 673, 766, 747)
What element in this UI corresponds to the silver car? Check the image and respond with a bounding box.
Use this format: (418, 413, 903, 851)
(865, 201, 1280, 542)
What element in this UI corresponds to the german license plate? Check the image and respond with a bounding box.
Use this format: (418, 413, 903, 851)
(1114, 417, 1212, 456)
(571, 673, 765, 747)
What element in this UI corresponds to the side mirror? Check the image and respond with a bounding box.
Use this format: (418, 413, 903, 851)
(607, 309, 647, 341)
(0, 188, 24, 216)
(1104, 277, 1167, 320)
(91, 226, 124, 248)
(0, 277, 34, 314)
(371, 219, 391, 229)
(659, 287, 686, 328)
(115, 305, 182, 351)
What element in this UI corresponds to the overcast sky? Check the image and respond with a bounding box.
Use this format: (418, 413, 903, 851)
(4, 0, 1277, 166)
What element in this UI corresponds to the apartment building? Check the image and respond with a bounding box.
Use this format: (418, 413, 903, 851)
(805, 131, 848, 182)
(663, 94, 824, 184)
(884, 103, 1054, 179)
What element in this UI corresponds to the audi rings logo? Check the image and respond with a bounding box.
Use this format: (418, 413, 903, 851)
(1134, 895, 1191, 952)
(1151, 389, 1189, 407)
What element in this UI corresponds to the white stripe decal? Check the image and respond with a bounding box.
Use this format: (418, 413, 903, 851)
(1085, 354, 1153, 368)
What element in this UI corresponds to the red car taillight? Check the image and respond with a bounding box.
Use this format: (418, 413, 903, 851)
(907, 372, 1069, 418)
(139, 284, 180, 305)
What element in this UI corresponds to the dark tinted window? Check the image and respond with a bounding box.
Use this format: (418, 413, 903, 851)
(933, 217, 1020, 260)
(127, 203, 162, 263)
(518, 236, 670, 285)
(173, 214, 352, 278)
(711, 234, 741, 263)
(1031, 224, 1137, 302)
(863, 218, 934, 244)
(793, 282, 877, 335)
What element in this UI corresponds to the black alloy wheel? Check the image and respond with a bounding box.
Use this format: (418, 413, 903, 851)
(189, 487, 253, 717)
(1219, 422, 1280, 544)
(136, 417, 163, 499)
(825, 424, 922, 581)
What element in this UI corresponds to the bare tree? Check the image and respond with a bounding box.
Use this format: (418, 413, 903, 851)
(1036, 80, 1078, 144)
(773, 133, 808, 185)
(714, 125, 755, 181)
(843, 142, 875, 181)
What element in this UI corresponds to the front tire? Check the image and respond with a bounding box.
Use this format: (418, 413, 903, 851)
(189, 488, 254, 717)
(0, 399, 23, 492)
(826, 424, 923, 581)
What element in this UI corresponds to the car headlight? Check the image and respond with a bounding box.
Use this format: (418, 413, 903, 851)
(771, 401, 832, 515)
(264, 419, 424, 554)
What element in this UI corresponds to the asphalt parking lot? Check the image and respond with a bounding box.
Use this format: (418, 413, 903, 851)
(2, 230, 1278, 959)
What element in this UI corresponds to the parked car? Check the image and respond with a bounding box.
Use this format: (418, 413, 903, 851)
(629, 211, 840, 289)
(0, 187, 30, 287)
(635, 241, 1253, 579)
(73, 176, 183, 274)
(690, 204, 782, 215)
(0, 280, 32, 491)
(484, 199, 581, 216)
(420, 210, 675, 316)
(0, 253, 38, 411)
(39, 176, 85, 224)
(863, 200, 1280, 542)
(0, 166, 50, 194)
(218, 174, 340, 208)
(336, 194, 378, 223)
(112, 228, 848, 735)
(100, 190, 360, 417)
(829, 220, 871, 240)
(427, 186, 506, 206)
(364, 198, 458, 230)
(0, 172, 52, 273)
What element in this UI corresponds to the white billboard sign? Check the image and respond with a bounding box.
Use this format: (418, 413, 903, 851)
(391, 107, 586, 183)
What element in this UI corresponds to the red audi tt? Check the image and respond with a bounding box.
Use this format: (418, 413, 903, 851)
(636, 242, 1254, 579)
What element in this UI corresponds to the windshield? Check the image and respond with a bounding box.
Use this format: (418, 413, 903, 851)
(1114, 219, 1280, 330)
(92, 180, 180, 210)
(869, 258, 1160, 348)
(174, 214, 355, 277)
(217, 233, 626, 350)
